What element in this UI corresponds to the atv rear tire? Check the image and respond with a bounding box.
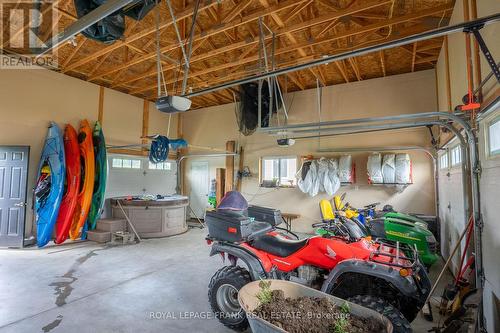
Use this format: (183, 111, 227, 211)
(208, 266, 251, 331)
(347, 295, 412, 333)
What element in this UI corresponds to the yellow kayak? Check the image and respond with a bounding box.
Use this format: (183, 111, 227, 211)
(69, 120, 95, 240)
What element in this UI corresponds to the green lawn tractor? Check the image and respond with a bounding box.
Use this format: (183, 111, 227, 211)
(318, 195, 439, 268)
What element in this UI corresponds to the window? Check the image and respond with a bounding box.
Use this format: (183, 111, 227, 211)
(261, 156, 297, 187)
(149, 161, 172, 170)
(488, 116, 500, 156)
(450, 146, 462, 166)
(439, 153, 448, 169)
(112, 158, 141, 169)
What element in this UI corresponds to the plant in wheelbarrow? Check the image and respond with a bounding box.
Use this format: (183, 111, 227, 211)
(205, 194, 431, 333)
(237, 279, 392, 333)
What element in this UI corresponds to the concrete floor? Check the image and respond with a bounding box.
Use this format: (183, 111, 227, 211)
(0, 228, 451, 333)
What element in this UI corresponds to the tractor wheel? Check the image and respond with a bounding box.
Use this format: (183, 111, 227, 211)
(208, 266, 251, 331)
(347, 295, 412, 333)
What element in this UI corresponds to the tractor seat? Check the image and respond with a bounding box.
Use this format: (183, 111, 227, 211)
(251, 234, 308, 258)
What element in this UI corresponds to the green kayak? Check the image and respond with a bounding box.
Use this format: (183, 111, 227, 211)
(87, 121, 108, 231)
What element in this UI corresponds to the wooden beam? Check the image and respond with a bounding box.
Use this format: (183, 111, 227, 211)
(126, 3, 452, 93)
(413, 55, 439, 65)
(222, 0, 252, 23)
(98, 86, 105, 124)
(287, 72, 305, 90)
(470, 0, 482, 98)
(64, 1, 218, 73)
(316, 19, 340, 38)
(177, 114, 183, 139)
(143, 22, 443, 96)
(379, 50, 386, 76)
(141, 99, 149, 150)
(225, 141, 235, 193)
(417, 41, 443, 52)
(411, 42, 417, 72)
(348, 58, 362, 81)
(334, 61, 349, 83)
(444, 35, 452, 112)
(61, 39, 87, 70)
(283, 0, 314, 24)
(259, 0, 308, 58)
(107, 148, 148, 157)
(96, 0, 390, 84)
(236, 146, 244, 192)
(87, 0, 306, 80)
(87, 52, 113, 78)
(216, 168, 226, 205)
(462, 0, 475, 113)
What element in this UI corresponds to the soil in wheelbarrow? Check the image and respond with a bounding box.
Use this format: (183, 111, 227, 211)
(253, 290, 386, 333)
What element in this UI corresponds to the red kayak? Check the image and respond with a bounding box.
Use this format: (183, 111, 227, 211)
(54, 124, 81, 244)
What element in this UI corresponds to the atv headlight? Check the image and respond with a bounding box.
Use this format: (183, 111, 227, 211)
(425, 235, 436, 243)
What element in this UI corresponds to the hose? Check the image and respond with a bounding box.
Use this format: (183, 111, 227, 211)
(149, 135, 170, 163)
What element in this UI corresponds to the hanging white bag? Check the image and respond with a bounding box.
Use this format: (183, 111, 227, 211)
(297, 160, 312, 194)
(325, 159, 340, 195)
(308, 160, 320, 197)
(382, 154, 396, 184)
(367, 153, 383, 184)
(338, 155, 353, 183)
(395, 153, 411, 184)
(316, 158, 329, 194)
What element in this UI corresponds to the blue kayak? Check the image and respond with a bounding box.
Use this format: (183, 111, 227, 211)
(35, 122, 66, 247)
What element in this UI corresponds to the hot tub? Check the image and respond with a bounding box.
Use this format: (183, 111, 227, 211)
(110, 195, 189, 238)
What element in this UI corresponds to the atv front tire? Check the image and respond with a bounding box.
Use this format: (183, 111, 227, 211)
(347, 295, 412, 333)
(208, 266, 251, 331)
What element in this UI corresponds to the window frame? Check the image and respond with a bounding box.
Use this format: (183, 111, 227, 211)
(450, 145, 462, 167)
(259, 156, 298, 188)
(148, 161, 173, 171)
(486, 115, 500, 157)
(111, 157, 142, 170)
(439, 151, 449, 170)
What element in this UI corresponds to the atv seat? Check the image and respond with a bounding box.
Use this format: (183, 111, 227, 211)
(251, 234, 308, 257)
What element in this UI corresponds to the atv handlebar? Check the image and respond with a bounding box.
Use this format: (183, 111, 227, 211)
(364, 202, 380, 209)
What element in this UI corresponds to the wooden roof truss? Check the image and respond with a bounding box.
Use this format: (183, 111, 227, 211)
(1, 0, 455, 109)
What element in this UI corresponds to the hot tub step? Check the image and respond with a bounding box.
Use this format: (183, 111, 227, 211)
(96, 218, 126, 232)
(87, 230, 111, 243)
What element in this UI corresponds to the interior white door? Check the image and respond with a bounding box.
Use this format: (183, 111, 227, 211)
(189, 161, 209, 218)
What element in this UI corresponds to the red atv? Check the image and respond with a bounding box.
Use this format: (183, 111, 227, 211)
(206, 206, 431, 333)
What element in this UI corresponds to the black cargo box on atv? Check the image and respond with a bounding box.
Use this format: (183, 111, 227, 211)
(206, 210, 272, 243)
(247, 205, 282, 226)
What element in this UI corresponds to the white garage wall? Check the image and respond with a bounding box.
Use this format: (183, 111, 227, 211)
(182, 70, 438, 233)
(102, 155, 177, 218)
(434, 0, 500, 330)
(105, 155, 177, 198)
(478, 108, 500, 333)
(437, 138, 467, 274)
(0, 68, 178, 237)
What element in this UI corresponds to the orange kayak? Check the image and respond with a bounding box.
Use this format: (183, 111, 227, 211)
(69, 120, 95, 240)
(54, 124, 81, 244)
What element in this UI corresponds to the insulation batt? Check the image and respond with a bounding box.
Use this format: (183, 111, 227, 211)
(367, 153, 383, 184)
(382, 154, 396, 183)
(297, 158, 341, 197)
(395, 153, 411, 184)
(326, 159, 340, 196)
(338, 155, 352, 183)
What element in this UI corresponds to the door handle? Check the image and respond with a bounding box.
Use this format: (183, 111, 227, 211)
(14, 202, 26, 207)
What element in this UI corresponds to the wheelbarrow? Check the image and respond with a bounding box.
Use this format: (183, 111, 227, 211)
(238, 279, 393, 333)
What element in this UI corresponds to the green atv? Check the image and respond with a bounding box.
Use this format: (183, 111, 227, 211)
(318, 195, 439, 268)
